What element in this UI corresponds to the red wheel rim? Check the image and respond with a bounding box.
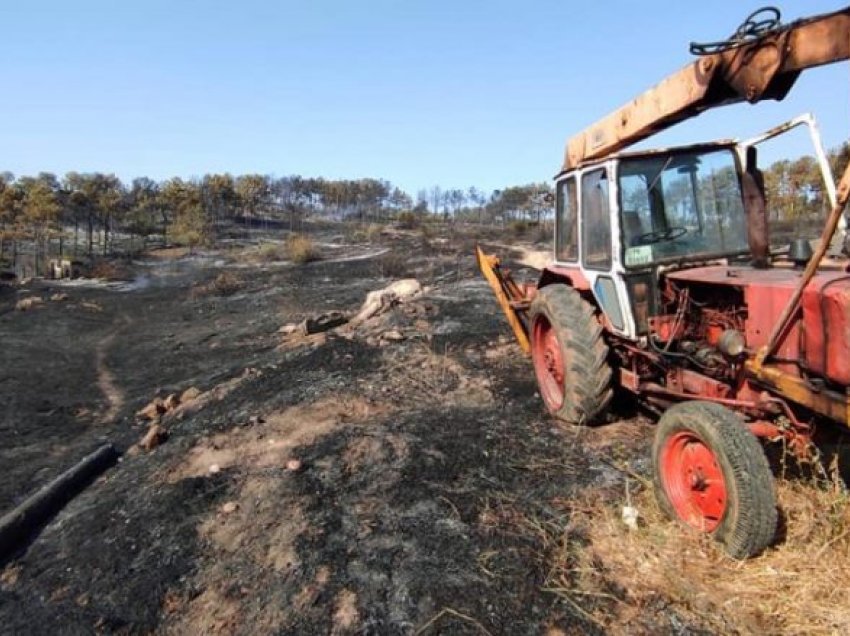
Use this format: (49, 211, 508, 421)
(531, 314, 565, 411)
(660, 431, 727, 532)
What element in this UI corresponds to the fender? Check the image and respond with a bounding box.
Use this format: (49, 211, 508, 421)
(537, 264, 591, 291)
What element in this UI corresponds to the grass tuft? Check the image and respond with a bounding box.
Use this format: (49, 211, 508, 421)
(192, 271, 243, 297)
(286, 234, 321, 264)
(257, 242, 287, 262)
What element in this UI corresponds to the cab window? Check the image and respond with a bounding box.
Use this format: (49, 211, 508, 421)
(581, 168, 612, 270)
(556, 177, 578, 261)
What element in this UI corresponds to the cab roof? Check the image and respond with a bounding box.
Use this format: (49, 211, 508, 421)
(555, 139, 737, 179)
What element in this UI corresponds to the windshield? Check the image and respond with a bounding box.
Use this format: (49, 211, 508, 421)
(618, 148, 749, 268)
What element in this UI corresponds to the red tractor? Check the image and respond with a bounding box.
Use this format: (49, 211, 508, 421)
(478, 6, 850, 557)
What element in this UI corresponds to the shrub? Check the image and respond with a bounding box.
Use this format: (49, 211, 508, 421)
(397, 211, 418, 229)
(376, 251, 408, 278)
(191, 271, 243, 297)
(210, 271, 243, 295)
(286, 234, 321, 264)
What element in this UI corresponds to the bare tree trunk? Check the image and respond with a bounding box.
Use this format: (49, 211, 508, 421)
(161, 211, 169, 246)
(102, 216, 108, 256)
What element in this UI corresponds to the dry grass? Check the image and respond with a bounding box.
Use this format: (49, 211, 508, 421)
(192, 271, 243, 297)
(523, 471, 850, 634)
(345, 223, 384, 244)
(286, 234, 321, 264)
(88, 259, 131, 281)
(365, 223, 384, 242)
(145, 246, 190, 260)
(418, 223, 435, 240)
(257, 242, 287, 262)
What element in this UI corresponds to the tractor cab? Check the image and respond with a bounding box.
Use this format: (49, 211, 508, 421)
(553, 142, 749, 339)
(548, 114, 840, 341)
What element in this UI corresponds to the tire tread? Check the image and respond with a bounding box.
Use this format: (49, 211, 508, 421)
(652, 401, 777, 558)
(529, 285, 612, 425)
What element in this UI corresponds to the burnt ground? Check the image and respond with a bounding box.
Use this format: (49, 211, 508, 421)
(0, 226, 684, 635)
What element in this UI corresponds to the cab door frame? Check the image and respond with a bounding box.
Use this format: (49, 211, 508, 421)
(551, 159, 638, 340)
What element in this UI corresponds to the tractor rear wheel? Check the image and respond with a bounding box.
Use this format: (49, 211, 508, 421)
(652, 401, 777, 558)
(528, 285, 612, 425)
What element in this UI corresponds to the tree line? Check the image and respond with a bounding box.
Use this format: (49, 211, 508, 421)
(763, 143, 850, 221)
(0, 171, 554, 265)
(0, 173, 409, 260)
(0, 143, 847, 268)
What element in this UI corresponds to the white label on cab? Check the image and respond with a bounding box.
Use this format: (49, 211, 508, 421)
(625, 245, 653, 267)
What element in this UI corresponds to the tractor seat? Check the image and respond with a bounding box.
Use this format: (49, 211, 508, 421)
(622, 210, 645, 246)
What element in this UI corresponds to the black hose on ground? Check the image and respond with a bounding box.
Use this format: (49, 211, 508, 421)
(0, 443, 119, 563)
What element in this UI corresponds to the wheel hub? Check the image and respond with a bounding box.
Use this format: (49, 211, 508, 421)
(661, 432, 728, 532)
(543, 337, 563, 384)
(532, 316, 565, 410)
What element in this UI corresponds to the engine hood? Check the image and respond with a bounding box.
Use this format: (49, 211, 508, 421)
(665, 264, 850, 289)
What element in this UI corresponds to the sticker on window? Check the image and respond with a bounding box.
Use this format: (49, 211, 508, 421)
(625, 245, 653, 267)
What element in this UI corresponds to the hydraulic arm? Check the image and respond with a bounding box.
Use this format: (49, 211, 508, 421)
(561, 6, 850, 173)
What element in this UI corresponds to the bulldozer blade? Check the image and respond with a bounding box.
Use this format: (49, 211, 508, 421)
(475, 245, 532, 354)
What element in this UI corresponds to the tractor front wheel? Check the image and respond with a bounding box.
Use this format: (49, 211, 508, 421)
(528, 285, 612, 425)
(652, 401, 777, 558)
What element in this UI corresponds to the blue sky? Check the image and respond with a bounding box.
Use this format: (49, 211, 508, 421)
(1, 0, 847, 196)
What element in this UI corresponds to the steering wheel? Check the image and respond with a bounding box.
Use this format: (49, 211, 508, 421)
(636, 226, 687, 245)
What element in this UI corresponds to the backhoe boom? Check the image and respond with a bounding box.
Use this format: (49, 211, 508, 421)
(561, 6, 850, 173)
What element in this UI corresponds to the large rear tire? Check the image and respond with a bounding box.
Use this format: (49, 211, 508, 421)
(528, 285, 612, 425)
(652, 401, 777, 558)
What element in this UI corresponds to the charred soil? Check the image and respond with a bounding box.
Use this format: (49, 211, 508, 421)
(2, 224, 845, 635)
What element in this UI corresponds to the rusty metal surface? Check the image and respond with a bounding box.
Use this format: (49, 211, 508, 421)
(665, 265, 848, 288)
(802, 275, 850, 385)
(560, 140, 736, 174)
(537, 264, 591, 291)
(748, 420, 813, 458)
(744, 283, 801, 366)
(745, 359, 850, 425)
(755, 158, 850, 368)
(560, 6, 850, 173)
(665, 367, 732, 399)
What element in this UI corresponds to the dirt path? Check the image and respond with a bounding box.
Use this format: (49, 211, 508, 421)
(94, 312, 136, 424)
